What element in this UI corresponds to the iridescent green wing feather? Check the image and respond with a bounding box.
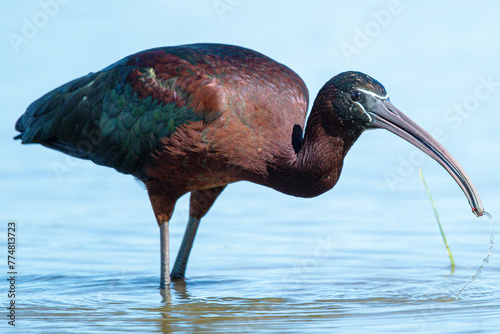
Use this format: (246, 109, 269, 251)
(15, 47, 221, 179)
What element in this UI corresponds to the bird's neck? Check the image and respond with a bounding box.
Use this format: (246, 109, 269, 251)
(265, 96, 360, 198)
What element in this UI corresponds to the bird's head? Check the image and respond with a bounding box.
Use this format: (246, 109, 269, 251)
(319, 71, 484, 217)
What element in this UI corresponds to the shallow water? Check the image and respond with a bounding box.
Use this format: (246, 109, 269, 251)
(2, 142, 499, 332)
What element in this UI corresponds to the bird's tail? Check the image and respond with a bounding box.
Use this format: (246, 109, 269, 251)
(13, 72, 101, 161)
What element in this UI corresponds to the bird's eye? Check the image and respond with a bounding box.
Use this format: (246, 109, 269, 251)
(351, 90, 362, 101)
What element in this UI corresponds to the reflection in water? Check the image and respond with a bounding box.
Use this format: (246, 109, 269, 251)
(8, 214, 500, 334)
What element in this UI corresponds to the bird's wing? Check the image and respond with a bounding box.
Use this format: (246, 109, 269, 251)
(15, 49, 224, 179)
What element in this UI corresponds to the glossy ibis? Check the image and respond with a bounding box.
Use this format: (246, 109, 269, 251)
(14, 43, 484, 288)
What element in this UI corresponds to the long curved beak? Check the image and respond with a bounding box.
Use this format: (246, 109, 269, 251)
(368, 98, 484, 217)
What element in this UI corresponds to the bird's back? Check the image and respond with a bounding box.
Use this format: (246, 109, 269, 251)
(15, 44, 309, 182)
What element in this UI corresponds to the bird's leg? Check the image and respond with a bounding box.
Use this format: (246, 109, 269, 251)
(171, 186, 226, 281)
(170, 216, 201, 281)
(145, 184, 176, 289)
(160, 221, 169, 288)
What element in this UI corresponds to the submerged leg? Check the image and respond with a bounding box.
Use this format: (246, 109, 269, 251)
(160, 221, 169, 288)
(171, 186, 226, 281)
(146, 184, 176, 289)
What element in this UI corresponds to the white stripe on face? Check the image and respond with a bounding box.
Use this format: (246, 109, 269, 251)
(352, 89, 389, 123)
(357, 88, 389, 100)
(353, 102, 372, 122)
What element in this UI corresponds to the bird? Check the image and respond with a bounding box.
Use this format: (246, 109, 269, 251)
(14, 43, 484, 288)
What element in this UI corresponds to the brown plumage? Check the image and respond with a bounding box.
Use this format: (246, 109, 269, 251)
(14, 43, 484, 287)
